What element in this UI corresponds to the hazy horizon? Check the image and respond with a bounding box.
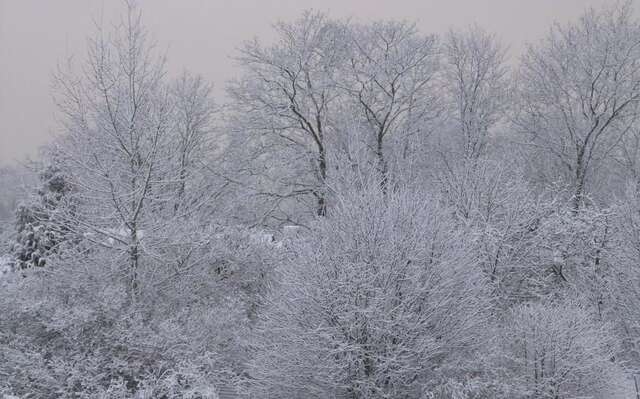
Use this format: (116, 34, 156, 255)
(0, 0, 625, 165)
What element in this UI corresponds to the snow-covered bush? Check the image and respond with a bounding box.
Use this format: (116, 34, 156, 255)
(0, 222, 280, 398)
(246, 183, 490, 398)
(493, 300, 627, 399)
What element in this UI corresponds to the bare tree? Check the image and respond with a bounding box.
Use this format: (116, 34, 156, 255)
(496, 300, 625, 399)
(170, 71, 217, 213)
(607, 189, 640, 399)
(342, 20, 441, 191)
(53, 1, 174, 302)
(443, 26, 509, 160)
(514, 1, 640, 210)
(228, 11, 346, 217)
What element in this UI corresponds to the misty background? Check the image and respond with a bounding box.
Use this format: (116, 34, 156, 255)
(0, 0, 624, 165)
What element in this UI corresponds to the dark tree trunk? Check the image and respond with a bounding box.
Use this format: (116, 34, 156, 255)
(317, 145, 327, 216)
(377, 135, 388, 194)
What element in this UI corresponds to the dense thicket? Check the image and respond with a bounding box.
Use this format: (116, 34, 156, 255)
(3, 1, 640, 398)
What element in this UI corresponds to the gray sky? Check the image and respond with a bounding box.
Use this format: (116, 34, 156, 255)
(0, 0, 622, 165)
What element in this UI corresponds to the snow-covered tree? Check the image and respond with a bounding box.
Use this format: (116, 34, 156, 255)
(10, 163, 73, 269)
(51, 1, 184, 301)
(495, 300, 626, 399)
(514, 1, 640, 209)
(443, 26, 509, 160)
(247, 181, 489, 398)
(342, 20, 442, 190)
(5, 2, 640, 398)
(169, 71, 218, 214)
(227, 11, 347, 219)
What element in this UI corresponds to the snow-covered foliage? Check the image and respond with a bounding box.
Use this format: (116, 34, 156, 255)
(493, 300, 626, 399)
(246, 184, 489, 398)
(10, 164, 73, 269)
(4, 1, 640, 398)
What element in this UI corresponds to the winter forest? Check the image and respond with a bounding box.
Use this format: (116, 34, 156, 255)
(5, 0, 640, 398)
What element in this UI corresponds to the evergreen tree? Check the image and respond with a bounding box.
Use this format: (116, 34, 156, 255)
(10, 164, 72, 269)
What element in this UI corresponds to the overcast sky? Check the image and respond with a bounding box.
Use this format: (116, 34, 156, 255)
(0, 0, 625, 165)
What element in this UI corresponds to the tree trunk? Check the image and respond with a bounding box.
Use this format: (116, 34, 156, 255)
(572, 152, 586, 212)
(317, 147, 327, 216)
(129, 224, 139, 302)
(377, 134, 388, 194)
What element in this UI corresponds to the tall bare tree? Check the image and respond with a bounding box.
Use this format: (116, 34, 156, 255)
(443, 26, 509, 161)
(342, 21, 441, 190)
(53, 1, 173, 301)
(228, 11, 346, 217)
(170, 71, 217, 213)
(515, 1, 640, 210)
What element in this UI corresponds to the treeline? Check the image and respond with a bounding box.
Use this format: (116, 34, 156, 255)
(3, 1, 640, 398)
